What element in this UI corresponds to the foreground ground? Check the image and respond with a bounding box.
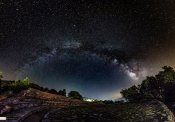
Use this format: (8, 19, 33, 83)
(0, 89, 175, 122)
(46, 99, 175, 122)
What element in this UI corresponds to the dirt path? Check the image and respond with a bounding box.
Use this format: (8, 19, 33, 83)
(21, 109, 52, 122)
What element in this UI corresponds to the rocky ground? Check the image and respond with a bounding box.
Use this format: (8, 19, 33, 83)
(44, 99, 175, 122)
(0, 88, 175, 122)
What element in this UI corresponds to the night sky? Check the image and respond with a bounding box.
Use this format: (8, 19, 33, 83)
(1, 0, 175, 101)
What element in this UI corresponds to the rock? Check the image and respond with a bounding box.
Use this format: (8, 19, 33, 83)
(13, 106, 20, 110)
(168, 114, 173, 121)
(28, 103, 34, 107)
(1, 105, 12, 114)
(13, 99, 19, 103)
(162, 113, 166, 116)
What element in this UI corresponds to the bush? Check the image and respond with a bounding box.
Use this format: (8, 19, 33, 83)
(120, 100, 124, 103)
(68, 91, 83, 100)
(44, 87, 49, 92)
(103, 100, 114, 104)
(114, 100, 124, 104)
(49, 89, 58, 94)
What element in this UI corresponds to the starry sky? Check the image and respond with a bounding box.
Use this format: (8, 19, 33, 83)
(1, 0, 175, 101)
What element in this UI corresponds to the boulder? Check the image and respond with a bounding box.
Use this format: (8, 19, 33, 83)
(13, 106, 20, 110)
(1, 105, 12, 115)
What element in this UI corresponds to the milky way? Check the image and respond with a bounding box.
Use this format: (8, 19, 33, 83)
(1, 0, 175, 101)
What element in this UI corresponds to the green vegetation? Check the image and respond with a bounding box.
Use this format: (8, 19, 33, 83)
(0, 72, 82, 101)
(44, 87, 49, 92)
(63, 89, 66, 96)
(0, 73, 68, 98)
(120, 66, 175, 103)
(49, 88, 58, 94)
(101, 100, 124, 104)
(114, 100, 124, 104)
(2, 65, 175, 104)
(68, 91, 83, 100)
(103, 100, 114, 104)
(56, 89, 66, 96)
(22, 77, 30, 85)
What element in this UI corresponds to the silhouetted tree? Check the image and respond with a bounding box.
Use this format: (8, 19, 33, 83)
(156, 66, 175, 101)
(103, 100, 114, 104)
(121, 66, 175, 103)
(57, 90, 64, 95)
(163, 82, 175, 102)
(115, 100, 124, 104)
(138, 76, 160, 100)
(28, 83, 41, 90)
(68, 91, 83, 100)
(120, 85, 141, 102)
(39, 86, 44, 91)
(120, 88, 130, 102)
(63, 89, 66, 96)
(44, 87, 49, 92)
(49, 89, 58, 94)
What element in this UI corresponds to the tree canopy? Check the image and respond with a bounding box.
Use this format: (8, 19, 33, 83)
(68, 91, 83, 100)
(44, 87, 49, 92)
(0, 72, 68, 98)
(22, 77, 30, 85)
(49, 89, 58, 94)
(120, 66, 175, 103)
(0, 72, 3, 80)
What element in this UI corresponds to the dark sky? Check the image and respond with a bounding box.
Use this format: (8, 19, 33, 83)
(1, 0, 175, 101)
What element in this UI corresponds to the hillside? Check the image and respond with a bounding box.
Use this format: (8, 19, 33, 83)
(0, 87, 100, 114)
(0, 88, 175, 121)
